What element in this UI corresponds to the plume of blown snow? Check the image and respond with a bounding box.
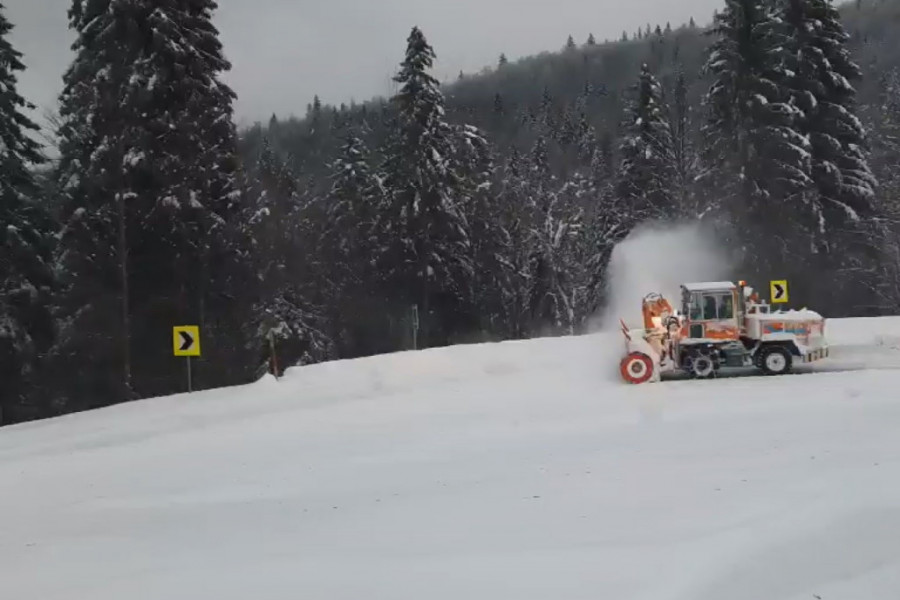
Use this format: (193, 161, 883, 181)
(595, 220, 733, 331)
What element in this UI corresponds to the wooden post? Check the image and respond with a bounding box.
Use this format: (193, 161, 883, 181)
(268, 329, 279, 379)
(411, 304, 419, 350)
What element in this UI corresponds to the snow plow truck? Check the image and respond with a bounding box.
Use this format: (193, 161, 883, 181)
(619, 281, 829, 384)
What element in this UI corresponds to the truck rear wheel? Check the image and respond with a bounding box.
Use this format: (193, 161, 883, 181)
(758, 345, 792, 375)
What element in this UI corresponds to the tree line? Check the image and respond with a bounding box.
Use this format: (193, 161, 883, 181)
(1, 0, 898, 426)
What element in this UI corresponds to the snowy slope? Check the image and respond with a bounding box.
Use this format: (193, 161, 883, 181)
(3, 316, 900, 600)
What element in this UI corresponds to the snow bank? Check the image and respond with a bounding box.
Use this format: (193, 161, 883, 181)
(597, 220, 733, 330)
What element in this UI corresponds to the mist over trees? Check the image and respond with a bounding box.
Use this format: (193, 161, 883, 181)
(2, 0, 900, 426)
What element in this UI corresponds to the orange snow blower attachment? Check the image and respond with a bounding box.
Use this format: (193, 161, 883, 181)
(618, 293, 682, 384)
(641, 292, 676, 331)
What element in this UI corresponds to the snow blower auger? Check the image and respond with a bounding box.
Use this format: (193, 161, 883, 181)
(618, 281, 829, 384)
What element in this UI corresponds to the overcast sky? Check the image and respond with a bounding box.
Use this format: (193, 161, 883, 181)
(6, 0, 721, 129)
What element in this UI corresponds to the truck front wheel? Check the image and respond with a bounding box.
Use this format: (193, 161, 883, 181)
(757, 345, 792, 376)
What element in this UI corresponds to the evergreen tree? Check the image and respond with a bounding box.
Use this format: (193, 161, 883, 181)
(0, 4, 55, 424)
(52, 0, 248, 408)
(701, 0, 813, 244)
(565, 35, 576, 51)
(320, 132, 386, 355)
(587, 33, 597, 46)
(498, 53, 508, 68)
(781, 0, 877, 227)
(671, 68, 701, 216)
(376, 27, 475, 348)
(776, 0, 881, 310)
(616, 63, 677, 219)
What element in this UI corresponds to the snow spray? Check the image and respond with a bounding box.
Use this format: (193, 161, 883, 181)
(595, 220, 733, 331)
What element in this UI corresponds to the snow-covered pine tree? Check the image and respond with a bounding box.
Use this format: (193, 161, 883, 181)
(701, 0, 813, 279)
(776, 0, 883, 312)
(872, 69, 900, 307)
(319, 131, 388, 355)
(452, 123, 507, 340)
(519, 135, 586, 335)
(872, 68, 900, 207)
(0, 4, 55, 424)
(587, 33, 597, 46)
(671, 68, 702, 217)
(53, 0, 249, 406)
(615, 63, 678, 221)
(492, 148, 532, 339)
(780, 0, 878, 229)
(702, 0, 811, 202)
(376, 26, 475, 349)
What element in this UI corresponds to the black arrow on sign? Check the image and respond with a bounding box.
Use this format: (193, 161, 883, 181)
(179, 331, 194, 351)
(773, 283, 785, 300)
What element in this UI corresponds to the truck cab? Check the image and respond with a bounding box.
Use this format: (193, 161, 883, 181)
(679, 282, 741, 342)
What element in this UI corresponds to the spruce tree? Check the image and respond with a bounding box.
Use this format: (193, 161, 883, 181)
(0, 4, 55, 424)
(616, 63, 678, 219)
(53, 0, 247, 407)
(671, 68, 700, 217)
(321, 132, 385, 355)
(701, 0, 813, 239)
(781, 0, 877, 227)
(776, 0, 881, 310)
(376, 27, 475, 348)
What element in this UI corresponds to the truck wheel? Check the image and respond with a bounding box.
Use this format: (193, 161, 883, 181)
(689, 352, 716, 379)
(758, 345, 792, 376)
(620, 352, 654, 384)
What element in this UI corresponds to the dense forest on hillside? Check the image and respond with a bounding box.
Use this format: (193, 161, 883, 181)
(1, 0, 899, 426)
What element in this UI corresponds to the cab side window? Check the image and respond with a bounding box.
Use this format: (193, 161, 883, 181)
(718, 293, 734, 319)
(696, 292, 734, 320)
(689, 293, 703, 320)
(702, 295, 717, 320)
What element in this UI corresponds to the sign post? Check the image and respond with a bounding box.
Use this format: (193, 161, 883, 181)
(769, 280, 789, 304)
(411, 305, 419, 350)
(173, 325, 201, 392)
(268, 329, 279, 379)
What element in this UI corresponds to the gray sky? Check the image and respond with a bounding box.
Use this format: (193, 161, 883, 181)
(6, 0, 721, 130)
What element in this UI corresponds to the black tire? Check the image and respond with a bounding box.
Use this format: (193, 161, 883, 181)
(685, 349, 717, 379)
(757, 345, 792, 376)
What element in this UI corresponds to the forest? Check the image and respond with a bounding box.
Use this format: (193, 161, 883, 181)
(1, 0, 899, 426)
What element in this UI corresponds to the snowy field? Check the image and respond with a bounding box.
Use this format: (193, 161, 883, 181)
(3, 315, 900, 600)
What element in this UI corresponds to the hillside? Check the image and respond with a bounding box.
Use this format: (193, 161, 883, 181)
(4, 314, 900, 599)
(248, 0, 900, 177)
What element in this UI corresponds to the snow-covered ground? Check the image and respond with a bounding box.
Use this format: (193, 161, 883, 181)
(2, 315, 900, 600)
